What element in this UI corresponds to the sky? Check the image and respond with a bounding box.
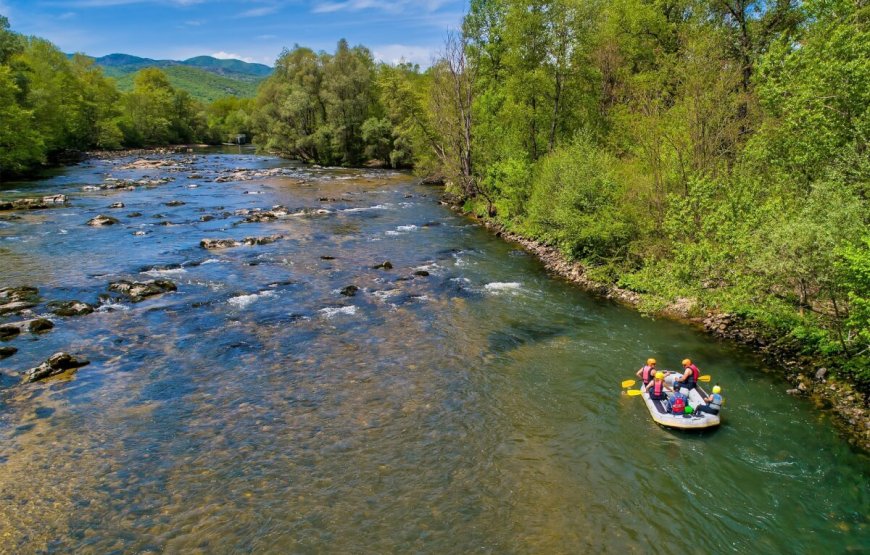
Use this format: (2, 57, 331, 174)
(0, 0, 468, 67)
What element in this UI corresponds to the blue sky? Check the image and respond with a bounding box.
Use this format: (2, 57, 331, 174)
(0, 0, 468, 67)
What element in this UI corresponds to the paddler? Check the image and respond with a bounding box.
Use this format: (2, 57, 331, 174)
(673, 358, 700, 392)
(635, 358, 658, 387)
(645, 371, 670, 401)
(695, 385, 724, 416)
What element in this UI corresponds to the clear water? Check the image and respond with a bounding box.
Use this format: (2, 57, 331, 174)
(0, 150, 867, 553)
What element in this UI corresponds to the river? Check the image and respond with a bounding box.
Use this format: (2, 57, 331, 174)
(0, 150, 867, 553)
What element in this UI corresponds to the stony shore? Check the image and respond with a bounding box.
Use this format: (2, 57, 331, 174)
(456, 210, 870, 452)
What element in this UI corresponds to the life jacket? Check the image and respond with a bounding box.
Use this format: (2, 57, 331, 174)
(650, 379, 665, 399)
(641, 365, 655, 385)
(671, 395, 685, 414)
(683, 364, 700, 388)
(709, 393, 722, 411)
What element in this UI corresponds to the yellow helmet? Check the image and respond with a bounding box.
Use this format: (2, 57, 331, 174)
(682, 358, 692, 366)
(655, 371, 664, 380)
(712, 385, 721, 394)
(647, 358, 656, 365)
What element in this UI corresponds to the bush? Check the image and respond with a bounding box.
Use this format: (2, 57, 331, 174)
(522, 135, 634, 262)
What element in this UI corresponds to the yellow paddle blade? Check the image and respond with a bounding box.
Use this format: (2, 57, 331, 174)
(621, 379, 636, 388)
(626, 389, 643, 396)
(699, 375, 711, 382)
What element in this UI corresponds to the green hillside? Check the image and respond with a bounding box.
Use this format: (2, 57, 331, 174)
(113, 65, 261, 102)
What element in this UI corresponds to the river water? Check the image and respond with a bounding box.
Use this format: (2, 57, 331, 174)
(0, 150, 867, 553)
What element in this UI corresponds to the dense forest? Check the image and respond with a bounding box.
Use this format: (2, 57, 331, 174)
(0, 14, 252, 172)
(1, 0, 868, 387)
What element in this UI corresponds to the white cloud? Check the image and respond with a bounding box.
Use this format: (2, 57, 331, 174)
(54, 0, 205, 7)
(239, 4, 278, 17)
(373, 44, 436, 67)
(211, 51, 256, 63)
(312, 0, 447, 14)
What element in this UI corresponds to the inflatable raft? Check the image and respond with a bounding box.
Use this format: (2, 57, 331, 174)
(641, 375, 721, 430)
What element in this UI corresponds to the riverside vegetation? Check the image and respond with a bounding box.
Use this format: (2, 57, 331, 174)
(1, 1, 868, 399)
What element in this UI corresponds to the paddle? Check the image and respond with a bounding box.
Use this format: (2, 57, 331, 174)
(626, 389, 643, 396)
(621, 379, 636, 388)
(699, 375, 711, 382)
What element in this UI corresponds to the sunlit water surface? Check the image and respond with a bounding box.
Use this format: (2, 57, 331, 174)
(0, 150, 867, 553)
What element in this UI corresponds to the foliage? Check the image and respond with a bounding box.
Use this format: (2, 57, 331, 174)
(114, 65, 261, 103)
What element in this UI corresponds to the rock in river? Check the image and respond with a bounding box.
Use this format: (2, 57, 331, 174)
(0, 346, 17, 359)
(22, 352, 90, 383)
(108, 279, 177, 302)
(200, 238, 241, 249)
(109, 202, 125, 209)
(47, 300, 95, 317)
(87, 214, 120, 227)
(373, 261, 393, 270)
(340, 285, 359, 297)
(0, 324, 20, 340)
(0, 286, 39, 315)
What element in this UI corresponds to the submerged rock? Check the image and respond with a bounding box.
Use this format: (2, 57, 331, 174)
(108, 279, 177, 302)
(87, 214, 119, 227)
(0, 346, 17, 359)
(165, 200, 186, 207)
(47, 300, 95, 317)
(22, 352, 90, 383)
(414, 270, 430, 277)
(373, 261, 393, 270)
(109, 202, 125, 209)
(340, 285, 359, 297)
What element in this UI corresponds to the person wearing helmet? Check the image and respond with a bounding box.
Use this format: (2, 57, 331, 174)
(635, 358, 658, 387)
(696, 385, 724, 415)
(673, 358, 700, 392)
(645, 371, 670, 400)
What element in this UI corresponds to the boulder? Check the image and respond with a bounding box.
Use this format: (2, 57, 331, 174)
(22, 352, 90, 383)
(200, 215, 215, 222)
(108, 279, 177, 302)
(414, 270, 430, 277)
(0, 286, 38, 303)
(0, 346, 16, 359)
(373, 261, 393, 270)
(109, 202, 125, 209)
(0, 300, 37, 316)
(200, 238, 241, 249)
(165, 200, 186, 207)
(815, 367, 828, 382)
(243, 235, 284, 246)
(87, 214, 119, 227)
(340, 285, 359, 297)
(128, 212, 143, 217)
(47, 300, 94, 317)
(786, 388, 802, 396)
(28, 318, 54, 334)
(0, 324, 20, 340)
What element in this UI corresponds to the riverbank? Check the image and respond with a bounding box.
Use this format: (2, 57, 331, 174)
(447, 203, 870, 453)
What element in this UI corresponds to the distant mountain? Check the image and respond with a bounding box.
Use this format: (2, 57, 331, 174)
(77, 53, 273, 102)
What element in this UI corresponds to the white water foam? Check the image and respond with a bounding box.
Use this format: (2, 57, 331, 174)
(142, 268, 187, 277)
(320, 305, 357, 318)
(484, 282, 523, 293)
(228, 290, 276, 309)
(342, 204, 392, 213)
